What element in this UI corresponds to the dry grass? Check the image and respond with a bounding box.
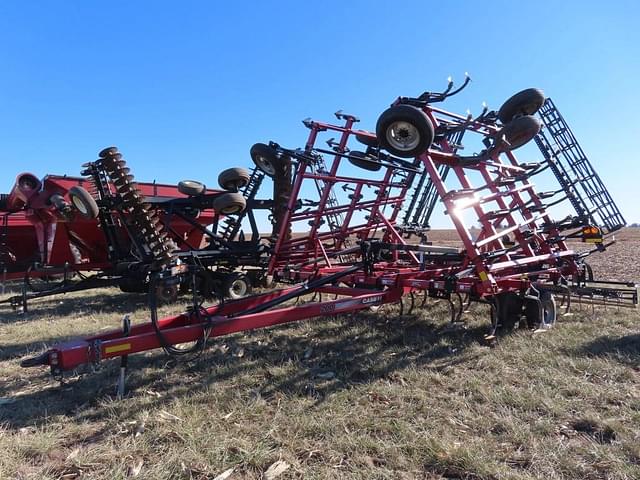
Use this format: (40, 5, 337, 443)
(0, 231, 639, 479)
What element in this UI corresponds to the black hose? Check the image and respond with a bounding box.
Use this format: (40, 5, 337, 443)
(148, 274, 213, 358)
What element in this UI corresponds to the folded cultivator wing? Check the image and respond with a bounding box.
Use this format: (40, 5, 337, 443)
(12, 77, 637, 392)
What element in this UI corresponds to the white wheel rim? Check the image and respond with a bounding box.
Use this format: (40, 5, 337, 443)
(257, 156, 276, 175)
(386, 121, 420, 151)
(230, 279, 247, 297)
(71, 196, 88, 215)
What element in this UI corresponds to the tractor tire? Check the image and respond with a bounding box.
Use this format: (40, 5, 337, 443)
(178, 180, 206, 196)
(355, 132, 379, 148)
(376, 104, 434, 158)
(498, 88, 546, 124)
(222, 272, 252, 299)
(213, 192, 246, 215)
(348, 151, 382, 171)
(250, 143, 283, 178)
(501, 115, 542, 151)
(68, 186, 99, 219)
(524, 290, 556, 329)
(218, 167, 251, 191)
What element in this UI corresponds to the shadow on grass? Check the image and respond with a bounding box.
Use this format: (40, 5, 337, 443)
(0, 289, 151, 322)
(576, 333, 640, 367)
(0, 304, 494, 429)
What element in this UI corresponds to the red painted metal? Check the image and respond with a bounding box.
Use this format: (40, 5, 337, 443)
(1, 174, 217, 281)
(19, 84, 634, 381)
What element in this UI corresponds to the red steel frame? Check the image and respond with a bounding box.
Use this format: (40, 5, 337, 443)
(268, 117, 419, 275)
(268, 103, 580, 298)
(21, 93, 600, 379)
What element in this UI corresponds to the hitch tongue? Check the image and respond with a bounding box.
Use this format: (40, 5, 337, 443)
(20, 351, 50, 368)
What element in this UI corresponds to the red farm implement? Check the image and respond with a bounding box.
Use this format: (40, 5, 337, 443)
(0, 148, 273, 310)
(19, 78, 637, 393)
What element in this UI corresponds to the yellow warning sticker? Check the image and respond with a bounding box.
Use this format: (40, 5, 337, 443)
(479, 271, 488, 281)
(105, 343, 131, 354)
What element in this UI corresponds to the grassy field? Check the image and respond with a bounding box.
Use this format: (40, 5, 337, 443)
(1, 233, 639, 479)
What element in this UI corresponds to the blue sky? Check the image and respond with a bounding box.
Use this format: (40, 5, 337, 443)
(1, 1, 638, 227)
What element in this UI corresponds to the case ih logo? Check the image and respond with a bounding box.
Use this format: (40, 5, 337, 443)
(332, 295, 383, 312)
(362, 295, 383, 305)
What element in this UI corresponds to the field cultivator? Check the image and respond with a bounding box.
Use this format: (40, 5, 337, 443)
(18, 78, 637, 389)
(0, 148, 274, 310)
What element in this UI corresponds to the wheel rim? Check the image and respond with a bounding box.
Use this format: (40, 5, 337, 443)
(386, 121, 420, 151)
(71, 196, 88, 215)
(229, 278, 247, 298)
(256, 156, 276, 175)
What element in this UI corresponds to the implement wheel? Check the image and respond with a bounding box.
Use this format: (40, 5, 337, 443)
(376, 104, 434, 158)
(348, 151, 382, 171)
(155, 283, 179, 303)
(218, 167, 251, 191)
(498, 88, 546, 124)
(178, 180, 206, 196)
(213, 192, 246, 215)
(525, 290, 556, 329)
(500, 115, 541, 151)
(496, 292, 523, 330)
(68, 186, 99, 219)
(250, 143, 283, 178)
(355, 132, 379, 148)
(223, 272, 251, 299)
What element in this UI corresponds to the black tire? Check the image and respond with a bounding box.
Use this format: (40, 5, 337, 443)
(524, 290, 556, 329)
(18, 174, 41, 190)
(98, 146, 119, 158)
(376, 105, 434, 158)
(218, 167, 251, 191)
(250, 143, 283, 178)
(68, 186, 99, 219)
(355, 132, 379, 148)
(347, 151, 382, 171)
(498, 88, 546, 124)
(213, 192, 246, 215)
(496, 292, 523, 330)
(222, 272, 251, 299)
(155, 283, 179, 303)
(178, 180, 206, 196)
(119, 278, 147, 293)
(500, 115, 542, 151)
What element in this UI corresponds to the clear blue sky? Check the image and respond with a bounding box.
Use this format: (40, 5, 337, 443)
(1, 1, 638, 227)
